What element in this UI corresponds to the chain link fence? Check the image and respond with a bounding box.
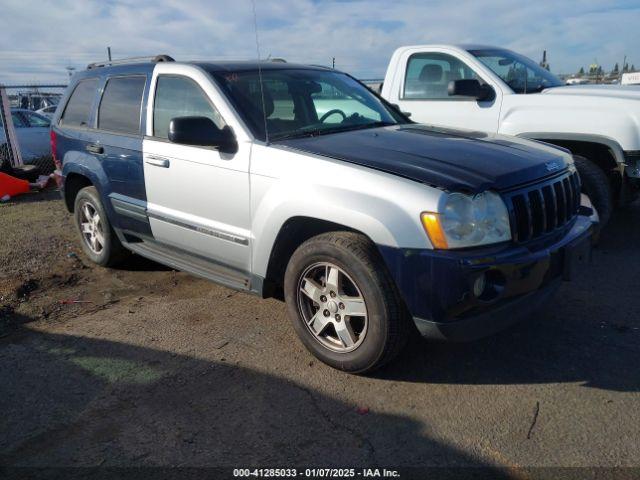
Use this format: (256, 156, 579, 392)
(0, 84, 67, 175)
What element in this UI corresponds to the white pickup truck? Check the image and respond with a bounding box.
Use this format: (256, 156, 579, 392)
(380, 45, 640, 225)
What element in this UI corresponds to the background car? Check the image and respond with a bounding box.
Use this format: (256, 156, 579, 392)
(36, 105, 58, 119)
(0, 108, 52, 162)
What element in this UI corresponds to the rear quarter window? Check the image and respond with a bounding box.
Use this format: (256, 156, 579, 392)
(60, 78, 99, 128)
(98, 76, 146, 134)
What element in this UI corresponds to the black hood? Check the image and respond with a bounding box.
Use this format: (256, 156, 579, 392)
(275, 125, 569, 193)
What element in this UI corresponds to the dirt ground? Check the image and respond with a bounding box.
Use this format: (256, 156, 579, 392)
(1, 188, 639, 475)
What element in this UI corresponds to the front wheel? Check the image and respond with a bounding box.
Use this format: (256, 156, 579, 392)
(284, 232, 411, 374)
(573, 155, 613, 227)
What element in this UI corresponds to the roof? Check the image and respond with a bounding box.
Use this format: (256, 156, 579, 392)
(194, 61, 331, 73)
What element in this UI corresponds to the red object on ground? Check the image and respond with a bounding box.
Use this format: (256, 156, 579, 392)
(0, 172, 30, 198)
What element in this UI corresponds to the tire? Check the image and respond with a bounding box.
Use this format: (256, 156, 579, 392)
(73, 186, 128, 267)
(284, 231, 411, 374)
(573, 155, 613, 227)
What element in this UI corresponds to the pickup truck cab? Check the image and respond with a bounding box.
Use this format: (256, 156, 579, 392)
(381, 45, 640, 226)
(53, 55, 597, 373)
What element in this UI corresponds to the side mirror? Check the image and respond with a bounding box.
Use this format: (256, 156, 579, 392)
(168, 116, 237, 154)
(390, 103, 412, 118)
(448, 79, 495, 101)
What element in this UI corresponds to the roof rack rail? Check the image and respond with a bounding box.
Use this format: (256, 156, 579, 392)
(87, 54, 174, 70)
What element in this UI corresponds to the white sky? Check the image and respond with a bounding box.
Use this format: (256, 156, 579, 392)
(0, 0, 638, 84)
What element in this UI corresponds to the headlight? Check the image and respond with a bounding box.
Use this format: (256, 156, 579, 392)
(421, 191, 511, 249)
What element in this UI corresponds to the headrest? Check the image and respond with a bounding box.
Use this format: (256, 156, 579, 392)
(419, 64, 443, 82)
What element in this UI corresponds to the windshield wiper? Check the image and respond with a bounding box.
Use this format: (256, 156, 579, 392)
(270, 121, 394, 142)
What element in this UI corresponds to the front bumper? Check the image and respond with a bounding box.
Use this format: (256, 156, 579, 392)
(378, 214, 595, 342)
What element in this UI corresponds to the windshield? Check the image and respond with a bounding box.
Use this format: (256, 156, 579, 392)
(210, 68, 405, 141)
(469, 49, 563, 93)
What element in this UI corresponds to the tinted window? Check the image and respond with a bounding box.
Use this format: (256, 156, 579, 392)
(153, 76, 224, 139)
(98, 76, 146, 134)
(404, 53, 478, 99)
(61, 79, 98, 127)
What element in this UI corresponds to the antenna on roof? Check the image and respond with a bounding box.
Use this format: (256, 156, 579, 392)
(251, 0, 269, 144)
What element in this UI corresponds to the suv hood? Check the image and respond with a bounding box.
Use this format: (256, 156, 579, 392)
(542, 84, 640, 101)
(276, 125, 570, 193)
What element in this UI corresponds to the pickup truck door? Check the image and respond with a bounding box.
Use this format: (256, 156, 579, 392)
(143, 65, 252, 274)
(389, 49, 502, 133)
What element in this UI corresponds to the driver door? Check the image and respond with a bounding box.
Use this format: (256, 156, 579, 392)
(394, 51, 502, 133)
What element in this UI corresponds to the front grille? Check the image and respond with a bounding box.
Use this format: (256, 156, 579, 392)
(503, 170, 581, 244)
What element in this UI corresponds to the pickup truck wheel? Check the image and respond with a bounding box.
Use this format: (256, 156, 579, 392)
(73, 186, 128, 267)
(573, 155, 613, 227)
(284, 232, 410, 374)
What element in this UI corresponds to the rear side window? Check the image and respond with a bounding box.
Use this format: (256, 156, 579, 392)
(98, 76, 146, 134)
(153, 76, 224, 139)
(60, 78, 98, 127)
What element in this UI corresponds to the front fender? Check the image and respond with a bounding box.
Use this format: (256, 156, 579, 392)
(250, 146, 442, 278)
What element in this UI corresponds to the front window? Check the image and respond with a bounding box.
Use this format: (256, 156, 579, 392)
(469, 49, 563, 94)
(210, 68, 406, 141)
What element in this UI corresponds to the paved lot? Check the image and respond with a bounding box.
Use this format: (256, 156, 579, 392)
(1, 189, 639, 473)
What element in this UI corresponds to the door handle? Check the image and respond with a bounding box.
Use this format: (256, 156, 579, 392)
(145, 156, 170, 168)
(86, 143, 104, 155)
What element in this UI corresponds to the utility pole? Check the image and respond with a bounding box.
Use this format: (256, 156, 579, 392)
(332, 57, 335, 69)
(620, 55, 626, 83)
(107, 46, 112, 61)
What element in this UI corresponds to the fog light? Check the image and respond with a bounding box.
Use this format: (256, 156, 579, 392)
(473, 274, 486, 298)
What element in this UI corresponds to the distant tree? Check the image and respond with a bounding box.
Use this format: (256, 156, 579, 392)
(597, 66, 603, 76)
(632, 64, 637, 72)
(578, 67, 585, 76)
(624, 63, 630, 72)
(613, 63, 619, 73)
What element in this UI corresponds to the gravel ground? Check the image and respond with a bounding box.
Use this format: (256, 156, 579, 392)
(1, 189, 639, 476)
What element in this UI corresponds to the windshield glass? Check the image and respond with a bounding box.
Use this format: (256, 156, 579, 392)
(210, 68, 405, 141)
(468, 49, 563, 93)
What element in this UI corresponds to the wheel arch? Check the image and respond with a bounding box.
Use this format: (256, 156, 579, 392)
(262, 216, 379, 300)
(517, 133, 624, 170)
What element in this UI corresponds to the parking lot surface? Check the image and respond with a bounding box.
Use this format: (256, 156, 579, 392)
(1, 190, 639, 472)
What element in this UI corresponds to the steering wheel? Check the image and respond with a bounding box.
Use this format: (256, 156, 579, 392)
(320, 109, 347, 123)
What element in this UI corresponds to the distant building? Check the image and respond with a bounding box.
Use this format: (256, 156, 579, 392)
(622, 72, 640, 85)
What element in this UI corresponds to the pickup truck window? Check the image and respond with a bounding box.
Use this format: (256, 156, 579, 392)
(210, 68, 403, 142)
(404, 53, 478, 100)
(469, 49, 563, 93)
(98, 76, 146, 135)
(60, 78, 98, 128)
(153, 75, 225, 139)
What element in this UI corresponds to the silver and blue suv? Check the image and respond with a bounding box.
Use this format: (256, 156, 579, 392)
(53, 55, 597, 373)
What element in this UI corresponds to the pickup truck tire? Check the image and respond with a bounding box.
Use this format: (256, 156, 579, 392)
(73, 186, 128, 267)
(284, 231, 411, 374)
(573, 155, 613, 227)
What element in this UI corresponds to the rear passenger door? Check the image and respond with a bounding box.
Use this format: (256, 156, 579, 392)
(143, 64, 252, 274)
(92, 74, 150, 236)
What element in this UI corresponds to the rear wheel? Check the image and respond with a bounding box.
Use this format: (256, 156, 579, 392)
(73, 186, 128, 266)
(284, 232, 411, 374)
(574, 155, 613, 227)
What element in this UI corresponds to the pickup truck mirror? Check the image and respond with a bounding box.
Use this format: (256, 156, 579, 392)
(390, 103, 412, 118)
(447, 79, 494, 101)
(168, 116, 238, 154)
